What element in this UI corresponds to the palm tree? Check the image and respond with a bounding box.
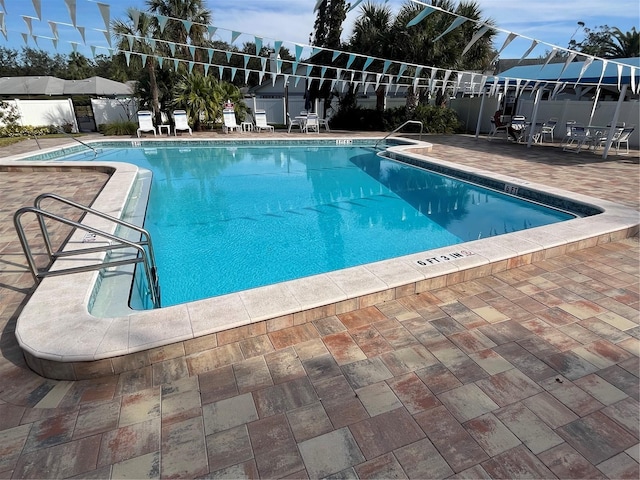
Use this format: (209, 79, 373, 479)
(349, 2, 394, 111)
(602, 27, 639, 58)
(173, 74, 246, 131)
(112, 9, 162, 122)
(146, 0, 212, 69)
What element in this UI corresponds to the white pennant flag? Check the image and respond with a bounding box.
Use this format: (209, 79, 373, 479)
(434, 17, 467, 42)
(77, 26, 85, 44)
(407, 6, 435, 27)
(462, 25, 490, 56)
(96, 3, 110, 32)
(517, 39, 538, 64)
(576, 56, 594, 84)
(64, 0, 77, 27)
(22, 16, 33, 36)
(491, 32, 518, 64)
(31, 0, 42, 20)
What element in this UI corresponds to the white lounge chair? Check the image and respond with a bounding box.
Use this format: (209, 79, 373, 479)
(304, 113, 320, 134)
(222, 108, 241, 133)
(287, 113, 303, 133)
(254, 110, 274, 132)
(173, 110, 192, 136)
(136, 110, 156, 138)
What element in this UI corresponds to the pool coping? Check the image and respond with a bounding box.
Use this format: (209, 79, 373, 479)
(4, 136, 639, 380)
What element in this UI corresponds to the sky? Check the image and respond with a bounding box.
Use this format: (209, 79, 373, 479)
(1, 0, 638, 62)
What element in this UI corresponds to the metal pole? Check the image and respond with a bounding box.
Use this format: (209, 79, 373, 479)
(602, 84, 628, 160)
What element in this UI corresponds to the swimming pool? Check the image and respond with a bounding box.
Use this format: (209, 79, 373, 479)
(9, 136, 638, 378)
(61, 143, 574, 308)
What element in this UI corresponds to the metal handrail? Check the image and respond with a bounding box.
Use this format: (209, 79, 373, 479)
(34, 193, 157, 268)
(55, 126, 98, 158)
(374, 120, 424, 150)
(13, 200, 161, 308)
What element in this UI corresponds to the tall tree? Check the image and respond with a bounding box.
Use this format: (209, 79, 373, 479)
(113, 9, 163, 122)
(571, 25, 639, 58)
(310, 0, 349, 115)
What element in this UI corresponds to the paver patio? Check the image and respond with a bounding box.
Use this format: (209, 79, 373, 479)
(0, 132, 638, 479)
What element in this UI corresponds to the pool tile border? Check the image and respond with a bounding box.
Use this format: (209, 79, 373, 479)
(4, 137, 639, 380)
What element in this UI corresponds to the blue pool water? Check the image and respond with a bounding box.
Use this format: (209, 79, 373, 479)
(66, 144, 574, 307)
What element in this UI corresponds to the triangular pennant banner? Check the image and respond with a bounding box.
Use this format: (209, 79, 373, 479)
(101, 29, 111, 47)
(558, 52, 577, 78)
(90, 45, 96, 57)
(434, 17, 467, 42)
(64, 0, 77, 27)
(462, 24, 490, 56)
(77, 26, 85, 44)
(295, 44, 303, 62)
(576, 56, 594, 83)
(346, 54, 356, 69)
(130, 9, 140, 32)
(204, 63, 210, 76)
(141, 54, 147, 67)
(148, 38, 155, 50)
(182, 20, 193, 34)
(231, 30, 241, 43)
(306, 65, 313, 77)
(219, 66, 224, 78)
(491, 32, 518, 64)
(173, 59, 180, 71)
(31, 0, 42, 20)
(31, 35, 38, 46)
(396, 63, 407, 80)
(208, 48, 213, 63)
(22, 16, 33, 36)
(124, 51, 131, 66)
(21, 33, 28, 45)
(96, 2, 110, 32)
(243, 54, 249, 69)
(126, 34, 134, 50)
(207, 25, 217, 40)
(332, 50, 341, 62)
(348, 0, 363, 11)
(517, 39, 538, 64)
(51, 38, 58, 49)
(189, 61, 195, 73)
(407, 6, 434, 27)
(260, 57, 267, 71)
(274, 40, 282, 56)
(157, 15, 169, 33)
(617, 63, 623, 91)
(226, 51, 232, 62)
(321, 66, 328, 78)
(254, 36, 262, 53)
(363, 56, 374, 71)
(189, 45, 196, 59)
(382, 60, 391, 74)
(541, 47, 558, 70)
(294, 75, 302, 87)
(169, 42, 176, 56)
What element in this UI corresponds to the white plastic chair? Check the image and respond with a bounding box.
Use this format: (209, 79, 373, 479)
(173, 110, 192, 136)
(222, 108, 241, 133)
(304, 113, 320, 134)
(136, 110, 156, 138)
(615, 126, 634, 155)
(540, 117, 557, 142)
(254, 110, 274, 132)
(287, 113, 303, 133)
(562, 123, 590, 153)
(488, 117, 508, 141)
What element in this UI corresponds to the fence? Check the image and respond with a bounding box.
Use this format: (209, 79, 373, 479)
(0, 98, 78, 132)
(450, 96, 639, 148)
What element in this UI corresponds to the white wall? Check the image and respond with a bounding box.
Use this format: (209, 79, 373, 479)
(1, 98, 78, 132)
(91, 98, 137, 126)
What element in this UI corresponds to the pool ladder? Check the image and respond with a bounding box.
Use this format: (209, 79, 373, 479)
(13, 193, 161, 309)
(374, 120, 424, 150)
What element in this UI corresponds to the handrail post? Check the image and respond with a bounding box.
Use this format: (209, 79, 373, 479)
(374, 120, 424, 149)
(13, 198, 162, 309)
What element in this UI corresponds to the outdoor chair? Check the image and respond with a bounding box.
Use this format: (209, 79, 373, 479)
(488, 117, 508, 141)
(510, 115, 527, 143)
(136, 110, 156, 138)
(589, 126, 624, 152)
(254, 110, 274, 132)
(173, 110, 192, 136)
(287, 113, 303, 133)
(615, 126, 634, 155)
(318, 115, 331, 131)
(560, 121, 577, 146)
(562, 123, 590, 153)
(303, 113, 320, 134)
(540, 117, 557, 142)
(222, 108, 241, 133)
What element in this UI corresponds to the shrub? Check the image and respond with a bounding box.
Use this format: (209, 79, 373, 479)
(330, 102, 462, 134)
(99, 120, 138, 136)
(0, 124, 58, 137)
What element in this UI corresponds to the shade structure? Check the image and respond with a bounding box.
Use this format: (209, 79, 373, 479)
(63, 76, 133, 96)
(0, 76, 132, 97)
(0, 76, 67, 96)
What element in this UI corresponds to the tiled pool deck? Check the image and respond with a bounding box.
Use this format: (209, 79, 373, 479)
(0, 131, 638, 478)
